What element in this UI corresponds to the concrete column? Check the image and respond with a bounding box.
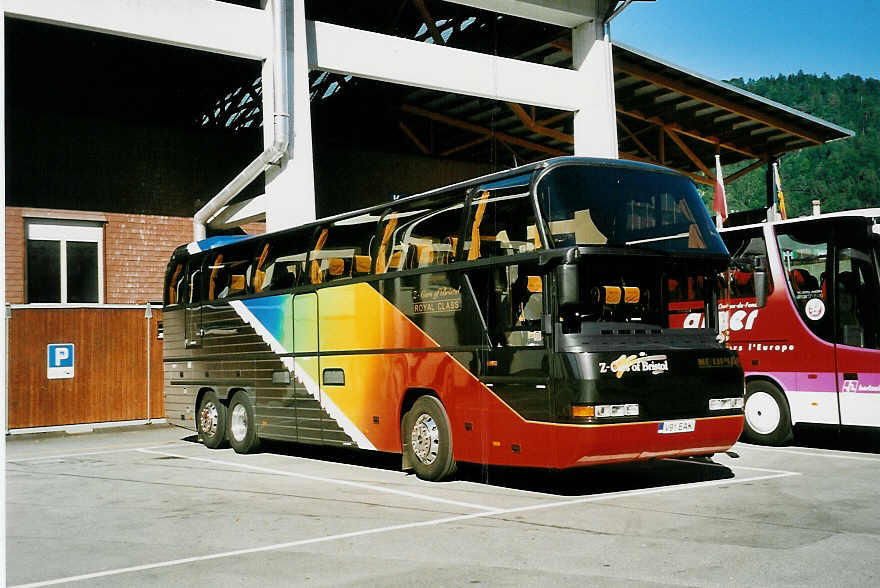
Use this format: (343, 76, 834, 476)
(572, 16, 618, 158)
(264, 0, 316, 232)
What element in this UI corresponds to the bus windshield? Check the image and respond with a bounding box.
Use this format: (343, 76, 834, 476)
(536, 163, 727, 255)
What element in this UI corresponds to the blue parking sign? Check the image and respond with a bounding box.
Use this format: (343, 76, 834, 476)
(47, 343, 75, 379)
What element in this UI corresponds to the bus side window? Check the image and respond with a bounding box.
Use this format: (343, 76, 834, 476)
(313, 214, 377, 283)
(776, 229, 831, 341)
(394, 203, 465, 270)
(188, 262, 203, 304)
(483, 264, 544, 347)
(837, 246, 880, 349)
(463, 189, 537, 260)
(207, 245, 254, 300)
(254, 229, 312, 293)
(725, 231, 772, 299)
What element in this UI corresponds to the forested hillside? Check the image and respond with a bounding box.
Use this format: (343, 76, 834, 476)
(716, 73, 880, 216)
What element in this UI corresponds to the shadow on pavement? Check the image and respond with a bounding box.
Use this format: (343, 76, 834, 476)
(454, 457, 735, 496)
(791, 424, 880, 454)
(220, 436, 737, 496)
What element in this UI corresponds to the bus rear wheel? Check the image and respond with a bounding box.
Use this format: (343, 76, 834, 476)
(743, 380, 792, 446)
(197, 391, 227, 449)
(403, 396, 456, 481)
(227, 391, 261, 454)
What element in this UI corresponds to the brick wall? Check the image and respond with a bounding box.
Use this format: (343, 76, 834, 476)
(7, 207, 266, 305)
(6, 209, 26, 304)
(102, 213, 194, 304)
(103, 216, 264, 303)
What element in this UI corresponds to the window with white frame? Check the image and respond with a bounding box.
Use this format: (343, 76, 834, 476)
(26, 220, 104, 303)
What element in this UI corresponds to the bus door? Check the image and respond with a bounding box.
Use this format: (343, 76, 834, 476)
(776, 227, 839, 424)
(833, 242, 880, 427)
(184, 260, 203, 348)
(292, 292, 322, 443)
(482, 262, 551, 441)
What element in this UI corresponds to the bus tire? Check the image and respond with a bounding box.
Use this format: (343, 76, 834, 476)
(743, 380, 792, 446)
(227, 391, 261, 454)
(403, 396, 456, 481)
(197, 391, 227, 449)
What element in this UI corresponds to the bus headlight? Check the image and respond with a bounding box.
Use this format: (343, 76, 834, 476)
(709, 397, 744, 410)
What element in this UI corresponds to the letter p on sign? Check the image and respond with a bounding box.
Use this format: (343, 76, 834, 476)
(47, 343, 75, 379)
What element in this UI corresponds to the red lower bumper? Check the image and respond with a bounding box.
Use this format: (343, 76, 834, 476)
(466, 414, 745, 469)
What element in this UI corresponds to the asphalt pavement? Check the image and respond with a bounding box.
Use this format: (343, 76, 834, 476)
(6, 424, 880, 587)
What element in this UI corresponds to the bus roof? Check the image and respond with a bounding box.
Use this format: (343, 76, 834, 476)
(721, 208, 880, 233)
(181, 156, 686, 255)
(186, 234, 258, 254)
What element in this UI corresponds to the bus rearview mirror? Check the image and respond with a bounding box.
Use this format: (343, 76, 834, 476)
(556, 263, 579, 308)
(752, 255, 769, 309)
(754, 270, 769, 309)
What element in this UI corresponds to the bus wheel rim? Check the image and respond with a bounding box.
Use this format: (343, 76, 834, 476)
(231, 403, 248, 442)
(199, 402, 218, 437)
(745, 391, 781, 435)
(411, 413, 440, 465)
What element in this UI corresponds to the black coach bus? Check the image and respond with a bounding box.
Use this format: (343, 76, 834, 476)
(163, 157, 744, 481)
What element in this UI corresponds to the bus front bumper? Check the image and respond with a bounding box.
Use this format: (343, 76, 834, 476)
(555, 414, 745, 469)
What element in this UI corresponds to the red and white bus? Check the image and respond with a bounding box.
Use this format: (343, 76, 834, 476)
(678, 209, 880, 444)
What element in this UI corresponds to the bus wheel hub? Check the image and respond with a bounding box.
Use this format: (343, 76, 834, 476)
(200, 402, 218, 436)
(411, 414, 439, 465)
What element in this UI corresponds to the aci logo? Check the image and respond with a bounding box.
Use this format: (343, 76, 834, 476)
(841, 379, 860, 394)
(47, 343, 75, 380)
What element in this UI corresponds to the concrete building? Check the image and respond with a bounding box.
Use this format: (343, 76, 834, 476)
(2, 0, 851, 432)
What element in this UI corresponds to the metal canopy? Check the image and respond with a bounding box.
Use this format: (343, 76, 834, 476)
(610, 42, 854, 185)
(377, 36, 855, 186)
(167, 2, 854, 188)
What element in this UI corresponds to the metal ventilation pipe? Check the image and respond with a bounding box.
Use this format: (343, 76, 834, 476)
(193, 0, 291, 241)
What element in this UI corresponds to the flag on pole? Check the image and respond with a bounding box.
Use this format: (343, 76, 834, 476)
(713, 154, 728, 225)
(773, 162, 788, 220)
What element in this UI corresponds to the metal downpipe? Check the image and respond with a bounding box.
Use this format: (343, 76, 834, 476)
(193, 0, 291, 241)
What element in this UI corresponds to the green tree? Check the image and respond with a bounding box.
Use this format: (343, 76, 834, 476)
(703, 73, 880, 217)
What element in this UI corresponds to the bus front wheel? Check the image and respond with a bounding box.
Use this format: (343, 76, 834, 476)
(227, 391, 261, 454)
(743, 381, 792, 446)
(403, 396, 456, 481)
(197, 391, 227, 449)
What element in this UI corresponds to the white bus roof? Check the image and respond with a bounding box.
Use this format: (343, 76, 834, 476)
(722, 208, 880, 232)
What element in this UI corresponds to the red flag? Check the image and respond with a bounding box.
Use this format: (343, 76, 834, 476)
(713, 154, 728, 222)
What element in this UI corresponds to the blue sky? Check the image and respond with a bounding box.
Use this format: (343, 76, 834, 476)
(611, 0, 879, 82)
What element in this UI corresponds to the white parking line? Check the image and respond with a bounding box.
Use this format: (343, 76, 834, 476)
(11, 467, 798, 588)
(138, 448, 497, 511)
(7, 443, 191, 464)
(738, 444, 880, 463)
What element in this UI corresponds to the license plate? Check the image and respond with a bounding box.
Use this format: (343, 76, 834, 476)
(658, 419, 695, 434)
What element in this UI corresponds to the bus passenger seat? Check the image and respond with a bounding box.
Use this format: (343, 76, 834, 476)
(230, 275, 246, 293)
(353, 255, 372, 276)
(328, 257, 346, 278)
(790, 269, 818, 292)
